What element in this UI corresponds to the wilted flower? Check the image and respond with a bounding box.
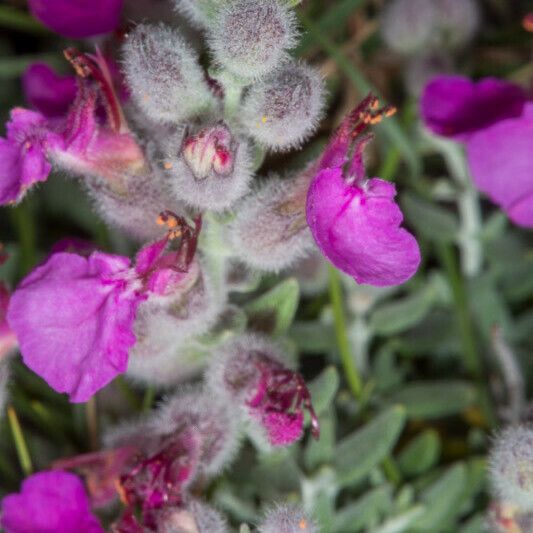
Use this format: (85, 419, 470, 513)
(0, 470, 104, 533)
(22, 63, 76, 118)
(7, 214, 203, 402)
(206, 334, 319, 446)
(421, 75, 533, 227)
(28, 0, 123, 39)
(258, 504, 318, 533)
(306, 95, 421, 287)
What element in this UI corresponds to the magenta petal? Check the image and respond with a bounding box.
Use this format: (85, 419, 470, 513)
(1, 471, 104, 533)
(0, 139, 24, 204)
(307, 169, 421, 286)
(7, 252, 142, 402)
(467, 104, 533, 228)
(263, 411, 304, 446)
(22, 63, 76, 118)
(421, 75, 526, 139)
(28, 0, 124, 38)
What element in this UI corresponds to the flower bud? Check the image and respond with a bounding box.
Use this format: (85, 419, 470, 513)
(156, 499, 229, 533)
(489, 425, 533, 510)
(240, 61, 325, 150)
(153, 387, 240, 476)
(380, 0, 437, 55)
(158, 122, 252, 212)
(206, 334, 319, 446)
(230, 167, 315, 272)
(123, 24, 216, 124)
(433, 0, 479, 50)
(207, 0, 297, 80)
(258, 504, 317, 533)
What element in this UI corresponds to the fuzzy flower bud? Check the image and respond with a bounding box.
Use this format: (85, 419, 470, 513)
(156, 499, 229, 533)
(159, 123, 252, 211)
(123, 24, 216, 124)
(258, 504, 318, 533)
(230, 166, 316, 272)
(207, 0, 297, 80)
(489, 425, 533, 511)
(206, 334, 319, 446)
(432, 0, 480, 50)
(240, 61, 325, 150)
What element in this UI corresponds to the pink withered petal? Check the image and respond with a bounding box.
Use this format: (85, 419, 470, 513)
(263, 411, 304, 446)
(22, 63, 77, 118)
(306, 97, 421, 287)
(7, 252, 144, 402)
(0, 470, 104, 533)
(467, 103, 533, 228)
(0, 108, 62, 205)
(28, 0, 124, 39)
(421, 75, 526, 139)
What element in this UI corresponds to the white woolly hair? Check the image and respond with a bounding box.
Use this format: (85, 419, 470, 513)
(127, 261, 226, 386)
(229, 176, 315, 273)
(173, 0, 224, 28)
(153, 385, 242, 477)
(489, 425, 533, 511)
(240, 60, 326, 151)
(157, 125, 253, 213)
(122, 23, 216, 124)
(258, 503, 318, 533)
(207, 0, 299, 81)
(157, 497, 229, 533)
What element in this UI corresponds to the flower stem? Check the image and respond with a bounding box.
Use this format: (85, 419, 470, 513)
(7, 405, 33, 476)
(328, 265, 363, 400)
(86, 397, 99, 451)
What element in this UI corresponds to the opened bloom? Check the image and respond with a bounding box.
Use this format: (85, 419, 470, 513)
(306, 95, 421, 287)
(0, 470, 104, 533)
(28, 0, 124, 39)
(7, 215, 202, 402)
(421, 75, 533, 227)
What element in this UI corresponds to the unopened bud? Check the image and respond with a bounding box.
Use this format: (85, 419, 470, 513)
(206, 334, 319, 446)
(380, 0, 437, 54)
(207, 0, 297, 80)
(154, 387, 240, 476)
(159, 123, 252, 212)
(123, 24, 216, 124)
(489, 425, 533, 511)
(241, 61, 325, 150)
(157, 499, 229, 533)
(433, 0, 479, 50)
(258, 504, 317, 533)
(230, 167, 315, 272)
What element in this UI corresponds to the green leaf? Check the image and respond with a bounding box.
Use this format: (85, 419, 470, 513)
(307, 366, 339, 415)
(398, 430, 441, 477)
(401, 193, 459, 242)
(333, 485, 393, 533)
(413, 463, 468, 531)
(289, 322, 336, 354)
(244, 278, 300, 336)
(386, 382, 476, 420)
(304, 412, 335, 471)
(373, 506, 426, 533)
(334, 406, 406, 487)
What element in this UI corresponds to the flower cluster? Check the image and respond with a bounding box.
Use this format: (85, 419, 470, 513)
(0, 0, 425, 529)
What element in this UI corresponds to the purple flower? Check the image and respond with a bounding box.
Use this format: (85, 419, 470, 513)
(0, 108, 63, 204)
(28, 0, 124, 39)
(22, 63, 77, 118)
(421, 75, 533, 227)
(306, 95, 421, 287)
(0, 470, 104, 533)
(7, 216, 202, 402)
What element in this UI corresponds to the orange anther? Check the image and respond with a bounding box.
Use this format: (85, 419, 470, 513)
(163, 162, 173, 170)
(385, 106, 397, 117)
(299, 518, 308, 530)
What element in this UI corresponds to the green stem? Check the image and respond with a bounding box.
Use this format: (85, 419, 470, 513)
(86, 397, 99, 451)
(328, 265, 363, 400)
(7, 406, 33, 476)
(437, 244, 496, 426)
(142, 386, 155, 412)
(10, 202, 37, 276)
